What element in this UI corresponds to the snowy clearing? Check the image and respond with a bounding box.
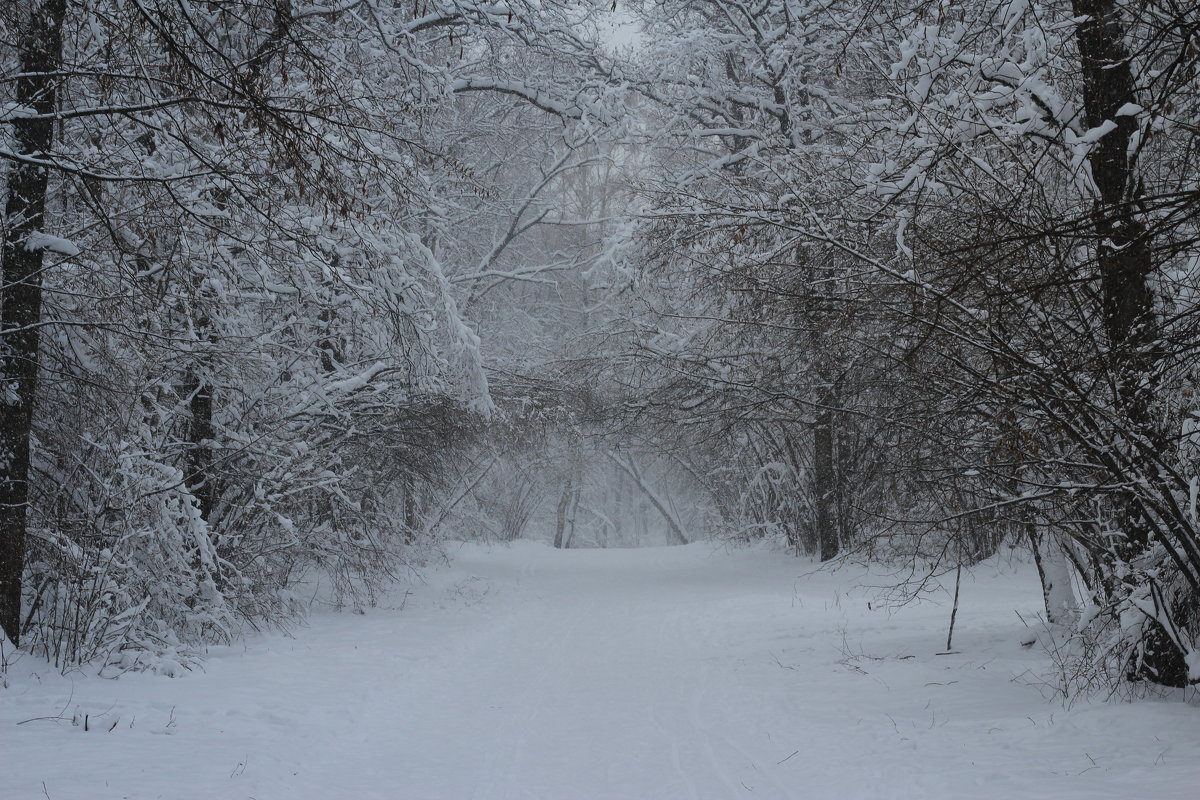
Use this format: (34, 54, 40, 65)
(3, 541, 1198, 800)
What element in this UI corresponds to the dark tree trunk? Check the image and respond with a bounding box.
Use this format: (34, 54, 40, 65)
(317, 305, 342, 374)
(1073, 0, 1192, 684)
(814, 405, 838, 562)
(835, 419, 853, 555)
(0, 0, 68, 646)
(781, 430, 806, 555)
(183, 374, 216, 522)
(182, 293, 216, 523)
(403, 474, 418, 545)
(1073, 0, 1159, 557)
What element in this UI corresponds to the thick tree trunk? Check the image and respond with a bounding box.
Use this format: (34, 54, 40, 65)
(1073, 0, 1159, 557)
(780, 431, 806, 555)
(814, 407, 838, 562)
(181, 285, 217, 523)
(835, 421, 854, 556)
(183, 375, 216, 522)
(0, 0, 68, 646)
(1072, 0, 1194, 685)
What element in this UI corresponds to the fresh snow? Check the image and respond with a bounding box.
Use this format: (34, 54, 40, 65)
(24, 232, 81, 257)
(3, 541, 1198, 799)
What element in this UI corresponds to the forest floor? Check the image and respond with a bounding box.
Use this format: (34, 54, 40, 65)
(3, 540, 1199, 799)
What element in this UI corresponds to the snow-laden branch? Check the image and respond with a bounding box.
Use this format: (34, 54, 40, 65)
(0, 148, 212, 183)
(451, 78, 582, 119)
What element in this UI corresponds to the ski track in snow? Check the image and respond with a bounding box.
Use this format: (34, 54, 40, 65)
(3, 541, 1199, 799)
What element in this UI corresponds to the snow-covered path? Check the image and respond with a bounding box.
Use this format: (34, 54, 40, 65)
(3, 541, 1199, 799)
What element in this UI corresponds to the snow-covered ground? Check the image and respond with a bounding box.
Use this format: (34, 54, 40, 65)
(3, 541, 1198, 799)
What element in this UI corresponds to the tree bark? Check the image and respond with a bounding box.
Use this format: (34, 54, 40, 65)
(1073, 0, 1193, 685)
(181, 281, 217, 523)
(1073, 0, 1159, 558)
(781, 430, 807, 555)
(814, 406, 838, 562)
(563, 483, 582, 549)
(183, 374, 216, 522)
(403, 474, 419, 545)
(0, 0, 68, 646)
(553, 475, 573, 548)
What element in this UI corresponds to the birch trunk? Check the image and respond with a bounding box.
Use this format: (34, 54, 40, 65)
(1030, 530, 1079, 628)
(553, 476, 573, 549)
